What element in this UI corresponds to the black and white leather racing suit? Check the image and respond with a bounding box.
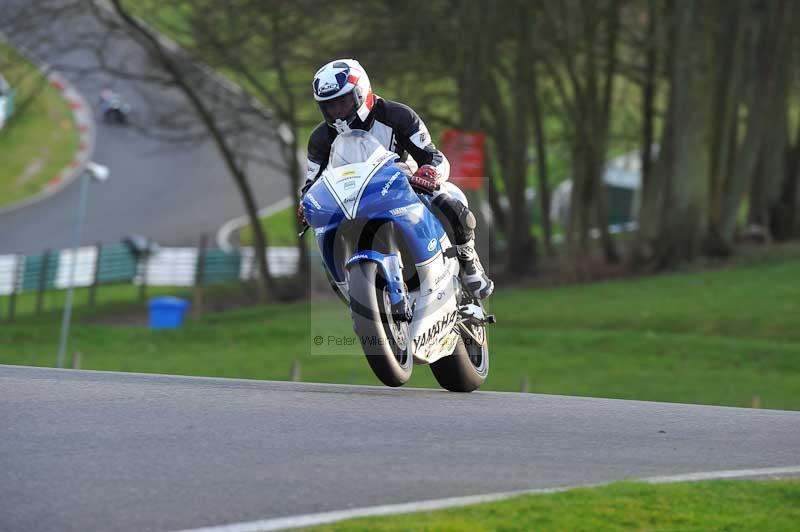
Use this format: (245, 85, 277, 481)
(303, 96, 493, 300)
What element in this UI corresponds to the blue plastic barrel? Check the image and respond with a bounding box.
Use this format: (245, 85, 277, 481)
(147, 296, 190, 329)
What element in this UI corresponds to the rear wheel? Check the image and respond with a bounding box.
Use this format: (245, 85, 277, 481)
(430, 312, 489, 392)
(349, 261, 412, 387)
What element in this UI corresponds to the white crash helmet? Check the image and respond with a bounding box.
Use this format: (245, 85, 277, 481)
(312, 59, 375, 133)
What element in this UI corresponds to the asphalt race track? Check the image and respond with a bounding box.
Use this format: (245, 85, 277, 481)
(2, 365, 799, 531)
(0, 3, 291, 254)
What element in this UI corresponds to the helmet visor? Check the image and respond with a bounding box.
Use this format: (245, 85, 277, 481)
(319, 93, 357, 124)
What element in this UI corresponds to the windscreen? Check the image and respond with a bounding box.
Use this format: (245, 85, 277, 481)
(329, 130, 386, 169)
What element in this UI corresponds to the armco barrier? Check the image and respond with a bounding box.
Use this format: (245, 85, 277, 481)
(0, 244, 300, 297)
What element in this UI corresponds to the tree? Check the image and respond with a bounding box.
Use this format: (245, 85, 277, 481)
(329, 0, 539, 274)
(706, 0, 796, 253)
(536, 0, 622, 269)
(633, 0, 710, 266)
(107, 0, 288, 299)
(760, 3, 799, 240)
(771, 108, 800, 239)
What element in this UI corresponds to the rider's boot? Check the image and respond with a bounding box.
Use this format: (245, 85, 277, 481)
(430, 193, 494, 300)
(456, 238, 494, 300)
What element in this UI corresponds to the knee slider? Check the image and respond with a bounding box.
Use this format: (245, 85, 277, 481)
(459, 207, 476, 231)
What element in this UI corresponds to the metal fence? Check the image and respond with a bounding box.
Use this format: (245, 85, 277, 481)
(0, 243, 299, 299)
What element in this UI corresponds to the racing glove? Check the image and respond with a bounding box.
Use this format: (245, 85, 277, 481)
(409, 165, 440, 194)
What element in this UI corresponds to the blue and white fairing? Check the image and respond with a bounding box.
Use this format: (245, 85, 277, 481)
(302, 131, 461, 363)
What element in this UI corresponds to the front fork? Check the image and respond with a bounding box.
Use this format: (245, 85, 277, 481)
(344, 251, 412, 322)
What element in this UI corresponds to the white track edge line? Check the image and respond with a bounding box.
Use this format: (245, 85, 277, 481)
(216, 197, 293, 251)
(641, 465, 800, 484)
(174, 465, 800, 532)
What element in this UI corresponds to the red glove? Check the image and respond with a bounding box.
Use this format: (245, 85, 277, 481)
(409, 165, 440, 194)
(296, 202, 307, 226)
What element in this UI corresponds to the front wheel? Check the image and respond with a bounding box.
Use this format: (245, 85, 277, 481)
(349, 261, 412, 387)
(430, 317, 489, 392)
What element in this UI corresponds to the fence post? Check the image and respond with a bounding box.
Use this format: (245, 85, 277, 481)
(7, 254, 21, 323)
(137, 254, 149, 304)
(193, 234, 208, 318)
(290, 360, 301, 382)
(35, 249, 50, 316)
(88, 242, 102, 309)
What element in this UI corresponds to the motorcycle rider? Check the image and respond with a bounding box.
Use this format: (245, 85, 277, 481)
(298, 59, 493, 299)
(98, 88, 129, 124)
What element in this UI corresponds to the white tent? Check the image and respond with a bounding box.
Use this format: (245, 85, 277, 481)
(551, 150, 643, 226)
(0, 73, 11, 130)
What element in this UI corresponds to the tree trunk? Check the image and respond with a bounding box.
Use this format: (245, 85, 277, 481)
(772, 120, 800, 239)
(707, 0, 746, 242)
(639, 0, 657, 207)
(768, 28, 800, 239)
(634, 0, 709, 266)
(565, 0, 619, 266)
(530, 63, 555, 258)
(709, 0, 792, 253)
(482, 52, 536, 275)
(508, 18, 536, 274)
(593, 0, 620, 264)
(453, 0, 503, 269)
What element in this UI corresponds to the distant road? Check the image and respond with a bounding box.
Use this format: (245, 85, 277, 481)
(0, 2, 291, 255)
(2, 365, 799, 531)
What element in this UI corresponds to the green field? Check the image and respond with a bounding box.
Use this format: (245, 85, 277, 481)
(2, 251, 799, 410)
(303, 479, 800, 531)
(0, 42, 79, 208)
(238, 205, 297, 247)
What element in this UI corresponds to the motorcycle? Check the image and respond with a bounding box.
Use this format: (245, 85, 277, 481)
(99, 89, 130, 125)
(301, 130, 495, 392)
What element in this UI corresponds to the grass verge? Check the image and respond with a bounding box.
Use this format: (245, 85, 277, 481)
(302, 479, 800, 531)
(0, 42, 80, 208)
(1, 253, 799, 410)
(238, 206, 296, 247)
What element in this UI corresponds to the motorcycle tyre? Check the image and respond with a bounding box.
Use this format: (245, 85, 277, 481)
(349, 261, 412, 387)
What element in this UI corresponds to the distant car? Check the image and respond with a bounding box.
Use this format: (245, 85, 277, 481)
(99, 88, 130, 124)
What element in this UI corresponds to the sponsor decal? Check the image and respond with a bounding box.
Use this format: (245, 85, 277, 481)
(413, 309, 459, 351)
(432, 268, 449, 287)
(381, 171, 401, 197)
(343, 195, 356, 204)
(344, 180, 356, 190)
(427, 239, 437, 252)
(436, 291, 444, 300)
(306, 193, 321, 209)
(335, 170, 360, 183)
(315, 78, 342, 96)
(437, 334, 457, 353)
(389, 206, 408, 217)
(411, 124, 432, 148)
